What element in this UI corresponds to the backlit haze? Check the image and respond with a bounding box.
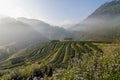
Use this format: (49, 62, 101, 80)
(0, 0, 112, 27)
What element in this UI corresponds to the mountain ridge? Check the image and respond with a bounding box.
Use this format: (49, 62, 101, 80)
(72, 0, 120, 41)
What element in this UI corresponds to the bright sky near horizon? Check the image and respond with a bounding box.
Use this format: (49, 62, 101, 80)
(0, 0, 112, 26)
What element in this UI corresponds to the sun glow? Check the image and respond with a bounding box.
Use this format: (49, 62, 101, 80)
(0, 0, 29, 18)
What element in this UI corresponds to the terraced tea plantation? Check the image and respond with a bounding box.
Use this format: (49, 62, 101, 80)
(0, 41, 119, 80)
(27, 41, 103, 67)
(0, 42, 102, 69)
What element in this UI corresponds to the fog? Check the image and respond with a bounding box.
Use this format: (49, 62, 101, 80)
(68, 14, 120, 41)
(70, 15, 120, 31)
(17, 18, 72, 40)
(0, 14, 120, 45)
(0, 17, 73, 45)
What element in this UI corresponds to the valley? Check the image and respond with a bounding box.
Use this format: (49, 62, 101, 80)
(0, 0, 120, 80)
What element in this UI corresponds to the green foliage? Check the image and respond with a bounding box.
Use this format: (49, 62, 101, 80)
(47, 45, 120, 80)
(0, 41, 120, 80)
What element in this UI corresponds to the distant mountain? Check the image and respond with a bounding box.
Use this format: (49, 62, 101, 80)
(72, 0, 120, 41)
(0, 17, 48, 60)
(0, 17, 48, 45)
(18, 18, 72, 40)
(0, 17, 73, 60)
(89, 0, 120, 18)
(0, 17, 73, 45)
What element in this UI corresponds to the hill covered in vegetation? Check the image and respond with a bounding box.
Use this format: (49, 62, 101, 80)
(0, 0, 120, 80)
(0, 41, 119, 80)
(72, 0, 120, 41)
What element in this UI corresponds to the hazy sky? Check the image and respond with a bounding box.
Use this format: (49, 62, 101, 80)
(0, 0, 112, 26)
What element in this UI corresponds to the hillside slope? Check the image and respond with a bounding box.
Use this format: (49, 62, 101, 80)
(0, 17, 72, 61)
(18, 18, 72, 40)
(0, 41, 119, 80)
(0, 41, 103, 69)
(72, 0, 120, 41)
(0, 17, 48, 61)
(0, 17, 47, 45)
